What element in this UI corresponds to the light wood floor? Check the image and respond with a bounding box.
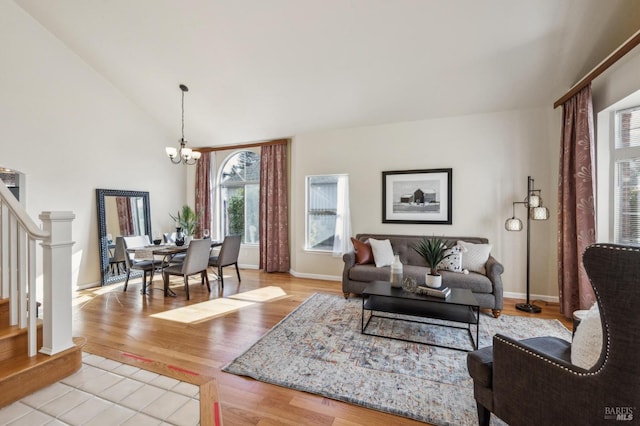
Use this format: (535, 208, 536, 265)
(73, 270, 572, 426)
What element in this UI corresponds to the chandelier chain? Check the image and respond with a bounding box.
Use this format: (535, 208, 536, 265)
(181, 88, 185, 141)
(165, 83, 199, 165)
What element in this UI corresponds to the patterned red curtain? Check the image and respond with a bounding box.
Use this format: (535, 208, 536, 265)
(116, 197, 133, 236)
(558, 84, 596, 316)
(259, 142, 290, 272)
(195, 151, 211, 238)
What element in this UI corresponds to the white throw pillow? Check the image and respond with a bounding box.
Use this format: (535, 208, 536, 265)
(571, 302, 603, 370)
(437, 245, 469, 274)
(457, 240, 492, 274)
(369, 238, 395, 268)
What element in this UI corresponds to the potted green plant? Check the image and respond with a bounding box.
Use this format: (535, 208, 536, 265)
(412, 237, 454, 288)
(170, 205, 201, 241)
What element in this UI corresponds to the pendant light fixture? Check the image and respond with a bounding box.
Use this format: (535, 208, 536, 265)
(166, 84, 201, 165)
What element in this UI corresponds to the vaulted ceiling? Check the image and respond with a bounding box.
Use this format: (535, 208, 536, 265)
(14, 0, 640, 147)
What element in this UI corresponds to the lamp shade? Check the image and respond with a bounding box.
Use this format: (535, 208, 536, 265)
(531, 206, 549, 220)
(505, 217, 523, 231)
(528, 193, 541, 208)
(165, 147, 177, 158)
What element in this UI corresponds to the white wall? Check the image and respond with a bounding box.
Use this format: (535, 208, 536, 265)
(1, 2, 187, 288)
(290, 107, 560, 300)
(0, 2, 566, 298)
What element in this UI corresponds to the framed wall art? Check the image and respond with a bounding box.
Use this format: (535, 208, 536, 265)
(382, 168, 452, 224)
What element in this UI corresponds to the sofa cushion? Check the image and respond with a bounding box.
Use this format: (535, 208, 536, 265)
(369, 238, 395, 267)
(571, 302, 602, 370)
(439, 270, 493, 293)
(458, 240, 492, 274)
(437, 245, 468, 274)
(351, 237, 374, 265)
(349, 264, 494, 293)
(349, 264, 390, 282)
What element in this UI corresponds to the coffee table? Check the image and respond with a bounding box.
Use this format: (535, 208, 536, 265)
(361, 281, 480, 351)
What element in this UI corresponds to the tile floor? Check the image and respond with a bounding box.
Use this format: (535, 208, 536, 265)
(0, 353, 200, 426)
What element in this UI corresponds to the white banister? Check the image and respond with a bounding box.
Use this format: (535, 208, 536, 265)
(0, 204, 6, 298)
(0, 183, 75, 358)
(38, 211, 75, 355)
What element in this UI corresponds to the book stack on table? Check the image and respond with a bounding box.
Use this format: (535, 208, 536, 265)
(417, 285, 451, 299)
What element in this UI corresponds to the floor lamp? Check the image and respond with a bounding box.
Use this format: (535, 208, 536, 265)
(505, 176, 549, 313)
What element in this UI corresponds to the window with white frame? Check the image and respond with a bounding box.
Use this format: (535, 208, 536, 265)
(614, 106, 640, 244)
(219, 150, 260, 244)
(306, 174, 350, 252)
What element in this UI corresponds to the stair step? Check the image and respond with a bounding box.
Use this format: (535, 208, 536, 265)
(0, 343, 82, 408)
(0, 322, 43, 363)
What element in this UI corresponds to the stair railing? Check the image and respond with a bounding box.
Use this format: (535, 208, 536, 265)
(0, 183, 75, 357)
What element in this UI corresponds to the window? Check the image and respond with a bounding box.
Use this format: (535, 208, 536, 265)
(306, 174, 350, 252)
(219, 151, 260, 244)
(614, 106, 640, 244)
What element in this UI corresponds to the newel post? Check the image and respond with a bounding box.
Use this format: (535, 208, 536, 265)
(39, 211, 75, 355)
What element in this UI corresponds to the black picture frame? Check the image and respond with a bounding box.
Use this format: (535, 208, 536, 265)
(382, 168, 452, 224)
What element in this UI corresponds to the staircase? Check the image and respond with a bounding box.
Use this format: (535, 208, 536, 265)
(0, 184, 81, 407)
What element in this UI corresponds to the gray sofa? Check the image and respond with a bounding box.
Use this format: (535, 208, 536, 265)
(342, 234, 504, 317)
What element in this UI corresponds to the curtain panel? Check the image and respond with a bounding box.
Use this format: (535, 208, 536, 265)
(332, 175, 352, 256)
(558, 84, 596, 316)
(195, 152, 212, 238)
(259, 143, 290, 272)
(116, 196, 133, 236)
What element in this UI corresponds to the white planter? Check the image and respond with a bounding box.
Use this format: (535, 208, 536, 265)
(425, 274, 442, 288)
(184, 235, 193, 245)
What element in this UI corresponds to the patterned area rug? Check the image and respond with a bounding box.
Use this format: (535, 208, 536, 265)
(223, 293, 571, 425)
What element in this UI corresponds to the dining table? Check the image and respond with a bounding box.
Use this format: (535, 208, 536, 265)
(126, 239, 222, 296)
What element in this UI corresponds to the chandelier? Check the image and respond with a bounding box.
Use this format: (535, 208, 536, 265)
(165, 84, 201, 165)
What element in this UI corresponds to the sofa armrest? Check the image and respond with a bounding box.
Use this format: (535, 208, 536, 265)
(485, 256, 504, 309)
(343, 251, 356, 268)
(342, 252, 356, 294)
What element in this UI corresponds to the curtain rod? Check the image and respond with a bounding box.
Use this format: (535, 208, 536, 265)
(553, 28, 640, 109)
(195, 138, 289, 153)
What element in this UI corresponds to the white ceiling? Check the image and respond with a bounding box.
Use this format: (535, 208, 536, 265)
(13, 0, 640, 147)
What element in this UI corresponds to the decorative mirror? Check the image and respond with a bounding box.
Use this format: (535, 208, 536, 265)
(96, 189, 152, 286)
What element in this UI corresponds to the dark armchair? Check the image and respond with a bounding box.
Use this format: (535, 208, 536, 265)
(467, 243, 640, 425)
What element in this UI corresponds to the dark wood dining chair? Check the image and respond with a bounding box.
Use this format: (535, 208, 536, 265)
(208, 235, 241, 289)
(122, 235, 164, 294)
(162, 239, 212, 300)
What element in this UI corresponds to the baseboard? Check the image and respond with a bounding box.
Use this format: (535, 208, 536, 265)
(238, 264, 259, 270)
(76, 280, 102, 290)
(79, 269, 560, 302)
(289, 269, 341, 281)
(503, 291, 559, 303)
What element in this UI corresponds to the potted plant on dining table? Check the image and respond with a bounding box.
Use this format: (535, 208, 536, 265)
(170, 205, 201, 244)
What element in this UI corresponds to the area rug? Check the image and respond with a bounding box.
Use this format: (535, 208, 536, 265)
(223, 293, 571, 425)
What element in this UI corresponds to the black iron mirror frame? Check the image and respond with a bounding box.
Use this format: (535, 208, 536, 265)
(96, 188, 152, 286)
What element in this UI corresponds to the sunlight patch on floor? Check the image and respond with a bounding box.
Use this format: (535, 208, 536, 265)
(150, 298, 255, 324)
(227, 286, 288, 302)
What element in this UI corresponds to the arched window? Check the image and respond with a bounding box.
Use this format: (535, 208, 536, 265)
(219, 150, 260, 244)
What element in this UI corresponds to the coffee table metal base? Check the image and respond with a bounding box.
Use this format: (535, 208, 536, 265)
(361, 291, 479, 352)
